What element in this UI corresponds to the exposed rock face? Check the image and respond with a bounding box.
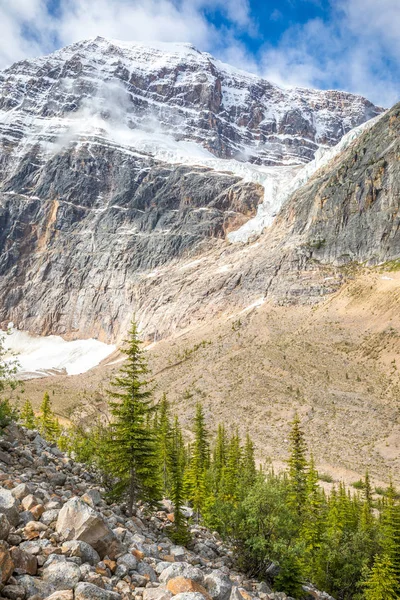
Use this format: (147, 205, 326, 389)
(0, 37, 382, 170)
(0, 143, 262, 339)
(277, 103, 400, 265)
(0, 37, 394, 344)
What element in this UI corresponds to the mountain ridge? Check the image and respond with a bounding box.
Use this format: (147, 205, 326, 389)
(0, 37, 395, 345)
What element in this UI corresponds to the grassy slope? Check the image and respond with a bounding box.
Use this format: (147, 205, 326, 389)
(17, 266, 400, 488)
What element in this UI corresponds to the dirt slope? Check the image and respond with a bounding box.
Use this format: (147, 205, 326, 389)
(16, 265, 400, 488)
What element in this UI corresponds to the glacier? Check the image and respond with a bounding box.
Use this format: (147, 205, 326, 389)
(4, 327, 116, 378)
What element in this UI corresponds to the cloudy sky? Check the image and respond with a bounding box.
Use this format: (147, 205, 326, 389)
(1, 0, 399, 107)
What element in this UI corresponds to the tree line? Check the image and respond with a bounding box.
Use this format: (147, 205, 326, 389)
(3, 323, 400, 600)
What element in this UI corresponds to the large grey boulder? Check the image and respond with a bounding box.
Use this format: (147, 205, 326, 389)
(173, 594, 207, 600)
(42, 558, 81, 590)
(74, 582, 121, 600)
(16, 574, 53, 599)
(44, 592, 74, 600)
(143, 589, 173, 600)
(0, 487, 19, 526)
(41, 509, 61, 526)
(204, 571, 232, 600)
(1, 584, 26, 599)
(56, 497, 123, 559)
(116, 553, 138, 571)
(0, 513, 11, 540)
(11, 483, 33, 500)
(159, 563, 205, 585)
(61, 540, 100, 566)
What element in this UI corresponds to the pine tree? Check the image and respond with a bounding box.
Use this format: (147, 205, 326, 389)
(361, 471, 374, 533)
(37, 392, 61, 443)
(287, 413, 308, 515)
(363, 554, 398, 600)
(213, 424, 227, 485)
(169, 416, 190, 544)
(381, 479, 400, 589)
(20, 400, 36, 429)
(105, 320, 161, 514)
(193, 402, 209, 469)
(222, 431, 242, 501)
(184, 403, 209, 519)
(301, 454, 324, 577)
(241, 432, 257, 490)
(157, 393, 172, 495)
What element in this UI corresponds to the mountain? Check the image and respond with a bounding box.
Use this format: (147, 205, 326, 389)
(0, 36, 382, 168)
(0, 37, 387, 343)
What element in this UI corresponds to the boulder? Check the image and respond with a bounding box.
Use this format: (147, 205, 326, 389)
(0, 513, 11, 540)
(143, 589, 173, 600)
(56, 497, 123, 559)
(15, 573, 53, 599)
(11, 484, 33, 500)
(137, 561, 158, 582)
(21, 495, 41, 511)
(170, 546, 186, 560)
(41, 509, 60, 526)
(0, 542, 14, 583)
(42, 559, 81, 590)
(204, 571, 232, 600)
(173, 594, 207, 600)
(10, 547, 38, 575)
(0, 450, 12, 465)
(24, 521, 48, 539)
(1, 584, 26, 599)
(0, 487, 19, 526)
(81, 490, 102, 507)
(302, 585, 336, 600)
(167, 577, 212, 600)
(44, 592, 74, 600)
(61, 540, 100, 566)
(160, 563, 205, 585)
(116, 552, 137, 571)
(74, 582, 122, 600)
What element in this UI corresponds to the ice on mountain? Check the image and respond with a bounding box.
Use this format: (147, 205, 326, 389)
(4, 327, 116, 378)
(228, 114, 384, 243)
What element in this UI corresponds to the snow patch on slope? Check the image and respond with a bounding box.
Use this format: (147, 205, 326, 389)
(4, 328, 115, 378)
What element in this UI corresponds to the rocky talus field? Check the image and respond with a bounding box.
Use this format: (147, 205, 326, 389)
(0, 423, 331, 600)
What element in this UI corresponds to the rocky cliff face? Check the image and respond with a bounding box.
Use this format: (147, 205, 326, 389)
(0, 38, 394, 343)
(0, 141, 262, 339)
(278, 103, 400, 265)
(0, 37, 382, 169)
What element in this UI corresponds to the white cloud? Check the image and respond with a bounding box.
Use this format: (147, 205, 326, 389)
(260, 0, 400, 107)
(0, 0, 398, 107)
(57, 0, 211, 48)
(0, 0, 254, 70)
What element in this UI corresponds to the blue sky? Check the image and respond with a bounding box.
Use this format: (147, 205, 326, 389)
(0, 0, 399, 107)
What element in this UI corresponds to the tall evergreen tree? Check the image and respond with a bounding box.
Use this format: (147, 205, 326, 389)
(287, 414, 308, 515)
(301, 454, 324, 577)
(361, 471, 374, 533)
(157, 393, 172, 495)
(213, 424, 227, 485)
(363, 554, 398, 600)
(184, 403, 209, 519)
(241, 432, 257, 489)
(37, 392, 61, 442)
(169, 416, 189, 544)
(105, 320, 161, 514)
(20, 399, 36, 429)
(381, 479, 400, 589)
(222, 430, 242, 501)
